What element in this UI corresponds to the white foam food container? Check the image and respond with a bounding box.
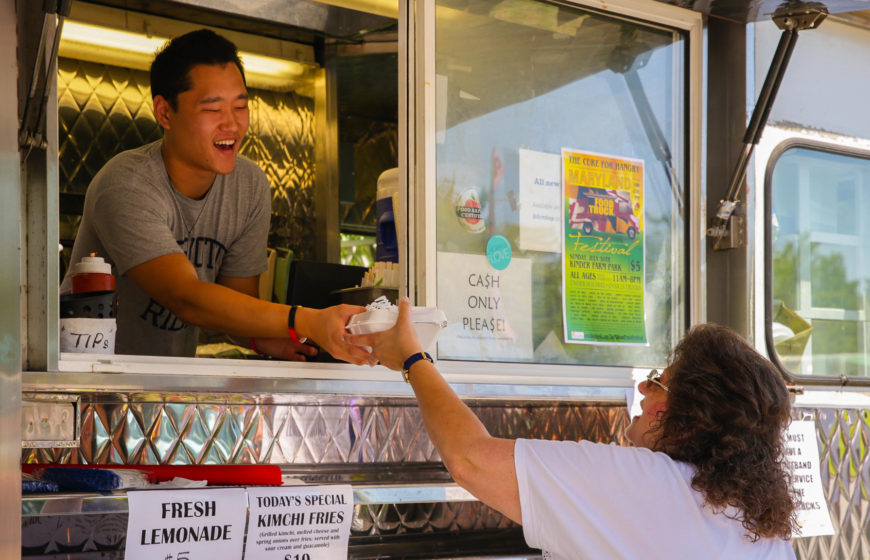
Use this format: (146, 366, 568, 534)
(346, 306, 448, 350)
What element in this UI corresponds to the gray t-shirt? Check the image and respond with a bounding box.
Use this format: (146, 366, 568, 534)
(61, 140, 270, 357)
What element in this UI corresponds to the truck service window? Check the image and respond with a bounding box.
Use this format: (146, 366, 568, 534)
(433, 0, 688, 367)
(55, 2, 398, 362)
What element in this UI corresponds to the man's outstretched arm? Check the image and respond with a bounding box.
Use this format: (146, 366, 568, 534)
(126, 252, 371, 364)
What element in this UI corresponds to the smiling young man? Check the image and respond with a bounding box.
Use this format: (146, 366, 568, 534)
(351, 306, 798, 559)
(61, 29, 370, 364)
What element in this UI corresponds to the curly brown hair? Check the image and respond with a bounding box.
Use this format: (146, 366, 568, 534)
(654, 323, 797, 541)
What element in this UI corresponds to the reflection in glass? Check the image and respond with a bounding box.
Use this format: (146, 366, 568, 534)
(772, 147, 870, 376)
(434, 0, 686, 366)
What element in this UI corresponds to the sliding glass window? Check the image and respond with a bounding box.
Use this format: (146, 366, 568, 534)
(432, 0, 689, 367)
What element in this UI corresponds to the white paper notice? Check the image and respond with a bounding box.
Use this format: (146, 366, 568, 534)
(245, 485, 354, 560)
(436, 252, 533, 360)
(787, 420, 834, 538)
(518, 148, 561, 253)
(125, 488, 247, 560)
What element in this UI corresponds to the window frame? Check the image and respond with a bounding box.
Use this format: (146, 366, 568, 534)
(26, 0, 704, 396)
(411, 0, 704, 387)
(764, 134, 870, 386)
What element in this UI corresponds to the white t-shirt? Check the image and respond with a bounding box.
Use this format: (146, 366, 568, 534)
(514, 439, 796, 560)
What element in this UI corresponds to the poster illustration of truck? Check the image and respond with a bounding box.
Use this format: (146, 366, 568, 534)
(568, 187, 639, 239)
(561, 149, 647, 345)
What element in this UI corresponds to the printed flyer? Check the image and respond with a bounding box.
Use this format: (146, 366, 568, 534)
(245, 485, 354, 559)
(561, 149, 647, 345)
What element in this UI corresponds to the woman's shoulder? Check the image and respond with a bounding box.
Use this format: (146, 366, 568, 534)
(517, 438, 694, 477)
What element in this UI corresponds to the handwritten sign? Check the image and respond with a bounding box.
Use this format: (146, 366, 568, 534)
(436, 252, 532, 361)
(787, 420, 834, 537)
(245, 485, 353, 559)
(125, 488, 247, 560)
(59, 318, 116, 354)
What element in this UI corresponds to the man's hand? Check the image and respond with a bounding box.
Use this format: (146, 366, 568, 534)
(296, 305, 371, 365)
(252, 337, 318, 361)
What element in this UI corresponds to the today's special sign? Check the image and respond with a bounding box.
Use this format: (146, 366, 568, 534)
(245, 485, 353, 559)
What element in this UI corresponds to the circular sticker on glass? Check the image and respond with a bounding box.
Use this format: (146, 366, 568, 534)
(486, 235, 512, 270)
(454, 188, 486, 234)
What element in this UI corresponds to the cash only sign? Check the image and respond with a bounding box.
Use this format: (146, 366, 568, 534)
(125, 485, 353, 559)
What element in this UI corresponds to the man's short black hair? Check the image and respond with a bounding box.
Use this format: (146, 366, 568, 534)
(150, 29, 246, 109)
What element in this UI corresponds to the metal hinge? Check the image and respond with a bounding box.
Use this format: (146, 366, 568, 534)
(706, 200, 745, 250)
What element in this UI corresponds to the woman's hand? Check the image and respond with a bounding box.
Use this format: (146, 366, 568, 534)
(346, 298, 424, 370)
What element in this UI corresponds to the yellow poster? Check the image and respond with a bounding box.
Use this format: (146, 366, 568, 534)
(561, 149, 646, 344)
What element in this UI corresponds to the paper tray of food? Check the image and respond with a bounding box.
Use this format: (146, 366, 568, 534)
(346, 299, 447, 349)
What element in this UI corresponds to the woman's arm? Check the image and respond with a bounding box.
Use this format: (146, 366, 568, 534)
(348, 298, 522, 523)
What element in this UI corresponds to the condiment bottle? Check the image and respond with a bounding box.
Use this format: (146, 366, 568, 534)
(70, 252, 115, 294)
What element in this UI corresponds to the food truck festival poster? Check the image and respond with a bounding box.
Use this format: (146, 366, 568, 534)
(561, 148, 647, 345)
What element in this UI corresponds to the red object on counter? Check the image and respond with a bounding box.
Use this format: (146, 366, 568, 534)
(71, 252, 115, 294)
(22, 464, 283, 486)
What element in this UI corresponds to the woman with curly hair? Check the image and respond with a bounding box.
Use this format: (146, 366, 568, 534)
(350, 300, 798, 559)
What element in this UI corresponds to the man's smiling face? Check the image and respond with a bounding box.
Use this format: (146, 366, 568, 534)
(157, 62, 250, 188)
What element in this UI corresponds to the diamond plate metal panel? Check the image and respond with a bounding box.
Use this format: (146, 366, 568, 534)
(26, 394, 612, 541)
(352, 501, 513, 537)
(22, 513, 127, 555)
(792, 407, 870, 560)
(22, 395, 627, 468)
(36, 395, 870, 556)
(22, 503, 513, 555)
(57, 57, 318, 259)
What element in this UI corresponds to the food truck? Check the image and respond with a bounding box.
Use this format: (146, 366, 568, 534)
(3, 0, 870, 558)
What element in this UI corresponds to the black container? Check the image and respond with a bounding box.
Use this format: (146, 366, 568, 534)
(331, 286, 398, 306)
(60, 290, 117, 319)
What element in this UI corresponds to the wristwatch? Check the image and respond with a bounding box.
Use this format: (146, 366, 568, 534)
(401, 351, 433, 383)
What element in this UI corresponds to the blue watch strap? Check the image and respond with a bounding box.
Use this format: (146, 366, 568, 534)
(401, 351, 433, 383)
